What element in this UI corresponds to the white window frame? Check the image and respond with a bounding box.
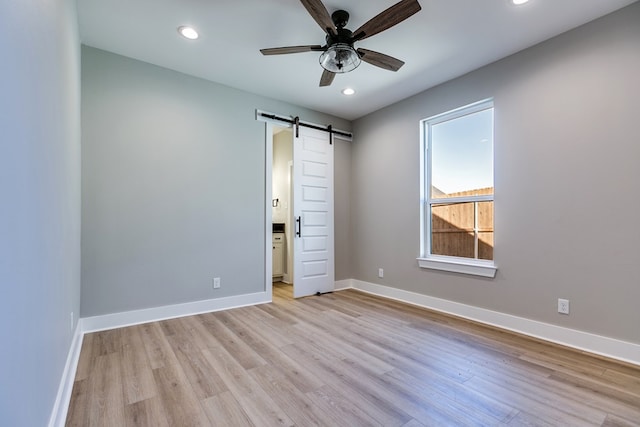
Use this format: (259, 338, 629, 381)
(418, 99, 497, 278)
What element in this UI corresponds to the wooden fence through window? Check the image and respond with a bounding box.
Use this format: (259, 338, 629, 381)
(431, 187, 494, 260)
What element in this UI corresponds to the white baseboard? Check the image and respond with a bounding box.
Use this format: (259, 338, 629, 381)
(334, 279, 353, 291)
(82, 291, 271, 333)
(48, 322, 84, 427)
(341, 279, 640, 366)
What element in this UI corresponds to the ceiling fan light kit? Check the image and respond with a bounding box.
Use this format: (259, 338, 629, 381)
(260, 0, 422, 87)
(319, 44, 361, 73)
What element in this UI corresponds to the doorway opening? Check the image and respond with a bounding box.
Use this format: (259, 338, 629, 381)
(271, 125, 294, 300)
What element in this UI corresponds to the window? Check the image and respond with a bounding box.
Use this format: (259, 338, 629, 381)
(419, 99, 496, 277)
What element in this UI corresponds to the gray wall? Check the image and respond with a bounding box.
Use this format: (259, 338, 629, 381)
(81, 46, 351, 316)
(350, 3, 640, 344)
(0, 0, 81, 425)
(334, 134, 352, 281)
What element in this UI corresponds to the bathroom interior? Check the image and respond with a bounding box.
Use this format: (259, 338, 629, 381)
(272, 126, 293, 296)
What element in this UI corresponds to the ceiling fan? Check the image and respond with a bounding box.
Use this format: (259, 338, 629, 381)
(260, 0, 422, 87)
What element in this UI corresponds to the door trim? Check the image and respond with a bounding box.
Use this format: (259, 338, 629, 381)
(263, 121, 280, 302)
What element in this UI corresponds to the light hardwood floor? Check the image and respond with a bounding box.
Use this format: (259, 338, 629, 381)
(66, 283, 640, 426)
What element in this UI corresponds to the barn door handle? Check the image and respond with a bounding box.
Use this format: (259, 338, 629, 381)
(295, 216, 301, 237)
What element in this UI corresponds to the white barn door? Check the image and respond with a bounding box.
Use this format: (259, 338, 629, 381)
(292, 126, 334, 298)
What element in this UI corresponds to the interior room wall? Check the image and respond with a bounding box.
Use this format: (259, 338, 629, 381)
(81, 46, 351, 317)
(0, 0, 81, 425)
(350, 3, 640, 344)
(334, 135, 352, 281)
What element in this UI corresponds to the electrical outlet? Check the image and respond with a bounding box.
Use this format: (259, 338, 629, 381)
(378, 268, 384, 278)
(213, 277, 221, 289)
(558, 298, 570, 315)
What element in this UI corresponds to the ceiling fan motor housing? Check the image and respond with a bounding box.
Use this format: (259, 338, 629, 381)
(325, 10, 358, 47)
(325, 27, 355, 47)
(331, 10, 350, 29)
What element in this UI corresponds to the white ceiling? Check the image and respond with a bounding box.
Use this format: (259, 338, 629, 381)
(77, 0, 637, 121)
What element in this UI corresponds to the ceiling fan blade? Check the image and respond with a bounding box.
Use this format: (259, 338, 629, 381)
(319, 69, 335, 87)
(352, 0, 421, 41)
(357, 48, 405, 71)
(260, 45, 324, 55)
(299, 0, 336, 36)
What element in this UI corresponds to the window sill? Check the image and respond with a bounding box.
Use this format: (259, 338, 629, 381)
(417, 256, 497, 278)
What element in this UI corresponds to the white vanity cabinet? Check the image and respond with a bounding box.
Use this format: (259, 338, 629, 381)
(272, 232, 285, 277)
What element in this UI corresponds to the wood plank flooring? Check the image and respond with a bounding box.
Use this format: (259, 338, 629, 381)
(66, 283, 640, 426)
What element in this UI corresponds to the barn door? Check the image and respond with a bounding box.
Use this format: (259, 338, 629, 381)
(292, 126, 334, 298)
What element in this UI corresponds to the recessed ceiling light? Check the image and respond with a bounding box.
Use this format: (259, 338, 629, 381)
(341, 88, 356, 96)
(511, 0, 530, 5)
(178, 26, 199, 40)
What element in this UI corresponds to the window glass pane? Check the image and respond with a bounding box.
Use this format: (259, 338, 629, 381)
(431, 202, 475, 258)
(478, 201, 494, 260)
(430, 201, 494, 260)
(431, 108, 493, 199)
(477, 200, 493, 232)
(478, 232, 494, 260)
